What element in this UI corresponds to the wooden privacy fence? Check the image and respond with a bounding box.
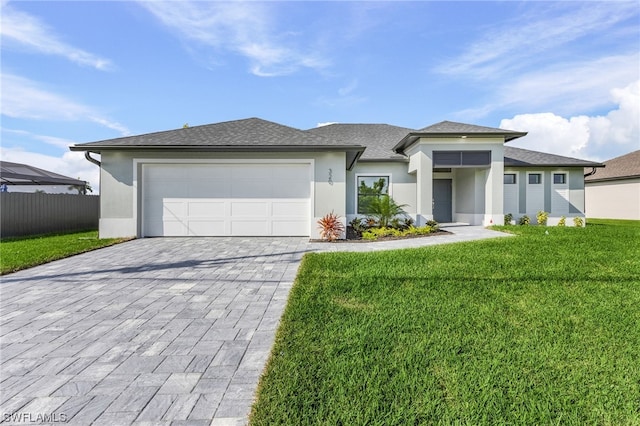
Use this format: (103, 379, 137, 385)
(0, 193, 99, 238)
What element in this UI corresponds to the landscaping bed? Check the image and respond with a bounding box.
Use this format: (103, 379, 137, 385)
(310, 226, 451, 242)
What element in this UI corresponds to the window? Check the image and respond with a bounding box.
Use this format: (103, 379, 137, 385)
(504, 174, 517, 184)
(528, 174, 542, 184)
(553, 173, 566, 184)
(357, 176, 389, 214)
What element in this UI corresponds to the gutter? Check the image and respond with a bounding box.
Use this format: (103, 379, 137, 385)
(85, 152, 101, 166)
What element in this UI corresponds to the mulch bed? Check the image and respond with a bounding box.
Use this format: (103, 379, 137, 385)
(310, 226, 452, 243)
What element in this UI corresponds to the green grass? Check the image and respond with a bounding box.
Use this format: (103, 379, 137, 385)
(588, 218, 640, 227)
(251, 222, 640, 425)
(0, 231, 129, 275)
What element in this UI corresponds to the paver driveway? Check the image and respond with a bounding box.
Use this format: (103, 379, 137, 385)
(0, 237, 310, 425)
(0, 226, 510, 425)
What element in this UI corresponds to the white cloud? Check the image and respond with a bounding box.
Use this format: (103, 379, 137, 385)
(499, 54, 639, 116)
(139, 1, 328, 77)
(501, 80, 640, 161)
(437, 2, 636, 80)
(1, 73, 130, 136)
(0, 2, 112, 70)
(0, 147, 101, 193)
(1, 128, 76, 150)
(317, 122, 338, 128)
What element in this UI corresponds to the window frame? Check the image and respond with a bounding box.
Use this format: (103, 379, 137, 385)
(504, 173, 517, 184)
(528, 173, 542, 185)
(553, 173, 567, 184)
(355, 174, 391, 215)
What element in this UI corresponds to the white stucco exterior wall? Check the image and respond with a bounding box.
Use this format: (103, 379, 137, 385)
(405, 137, 505, 225)
(97, 150, 347, 238)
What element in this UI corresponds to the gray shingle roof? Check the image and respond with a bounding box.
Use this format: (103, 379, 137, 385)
(0, 161, 86, 186)
(306, 123, 412, 160)
(504, 146, 603, 167)
(71, 118, 360, 150)
(70, 117, 600, 169)
(585, 150, 640, 182)
(417, 121, 527, 141)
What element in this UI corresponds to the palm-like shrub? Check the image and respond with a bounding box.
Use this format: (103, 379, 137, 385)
(317, 212, 345, 241)
(365, 195, 407, 228)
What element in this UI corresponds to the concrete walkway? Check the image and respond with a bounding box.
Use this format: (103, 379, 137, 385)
(0, 226, 509, 425)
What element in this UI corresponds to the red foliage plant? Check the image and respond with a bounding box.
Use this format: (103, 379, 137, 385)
(317, 212, 345, 242)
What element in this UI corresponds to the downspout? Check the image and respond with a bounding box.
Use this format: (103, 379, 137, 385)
(584, 167, 597, 178)
(85, 151, 101, 167)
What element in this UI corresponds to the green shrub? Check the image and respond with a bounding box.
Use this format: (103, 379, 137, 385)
(415, 225, 434, 235)
(536, 211, 549, 225)
(364, 195, 407, 228)
(573, 217, 584, 227)
(504, 213, 514, 226)
(349, 217, 367, 234)
(425, 219, 439, 229)
(361, 231, 377, 240)
(558, 216, 566, 227)
(518, 215, 530, 225)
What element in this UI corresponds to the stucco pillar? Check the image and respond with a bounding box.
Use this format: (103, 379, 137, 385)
(483, 148, 504, 226)
(414, 150, 433, 225)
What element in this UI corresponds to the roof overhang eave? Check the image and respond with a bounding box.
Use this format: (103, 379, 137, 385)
(505, 162, 605, 168)
(393, 131, 528, 155)
(70, 144, 365, 153)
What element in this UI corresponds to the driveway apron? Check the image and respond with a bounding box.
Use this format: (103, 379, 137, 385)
(0, 226, 509, 425)
(0, 237, 309, 425)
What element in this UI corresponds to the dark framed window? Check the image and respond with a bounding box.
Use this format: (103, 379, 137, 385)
(553, 173, 566, 184)
(528, 173, 542, 184)
(357, 176, 389, 214)
(504, 173, 517, 184)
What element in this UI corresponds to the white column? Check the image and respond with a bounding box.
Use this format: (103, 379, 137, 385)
(414, 150, 433, 225)
(483, 147, 504, 225)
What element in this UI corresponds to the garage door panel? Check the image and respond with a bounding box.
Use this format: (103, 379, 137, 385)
(164, 201, 187, 217)
(143, 163, 310, 237)
(188, 201, 226, 217)
(272, 219, 308, 236)
(162, 220, 188, 236)
(272, 200, 309, 217)
(231, 201, 269, 216)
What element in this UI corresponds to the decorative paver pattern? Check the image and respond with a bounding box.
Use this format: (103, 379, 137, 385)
(1, 238, 307, 425)
(0, 226, 510, 425)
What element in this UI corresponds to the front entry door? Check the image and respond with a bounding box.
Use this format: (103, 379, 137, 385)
(433, 179, 452, 223)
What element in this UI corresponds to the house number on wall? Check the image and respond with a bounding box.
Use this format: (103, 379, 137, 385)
(328, 168, 333, 185)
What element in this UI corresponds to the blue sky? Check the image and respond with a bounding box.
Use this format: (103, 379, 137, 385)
(2, 1, 638, 192)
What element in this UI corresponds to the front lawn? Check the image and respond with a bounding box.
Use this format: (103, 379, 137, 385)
(251, 222, 640, 425)
(0, 231, 129, 275)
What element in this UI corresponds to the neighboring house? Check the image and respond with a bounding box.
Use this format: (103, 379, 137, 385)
(70, 118, 603, 238)
(585, 150, 640, 220)
(0, 161, 88, 194)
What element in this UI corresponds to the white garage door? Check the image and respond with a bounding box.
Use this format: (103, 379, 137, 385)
(142, 162, 311, 236)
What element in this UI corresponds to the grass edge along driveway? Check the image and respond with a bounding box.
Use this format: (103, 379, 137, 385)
(0, 231, 130, 275)
(250, 221, 640, 425)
